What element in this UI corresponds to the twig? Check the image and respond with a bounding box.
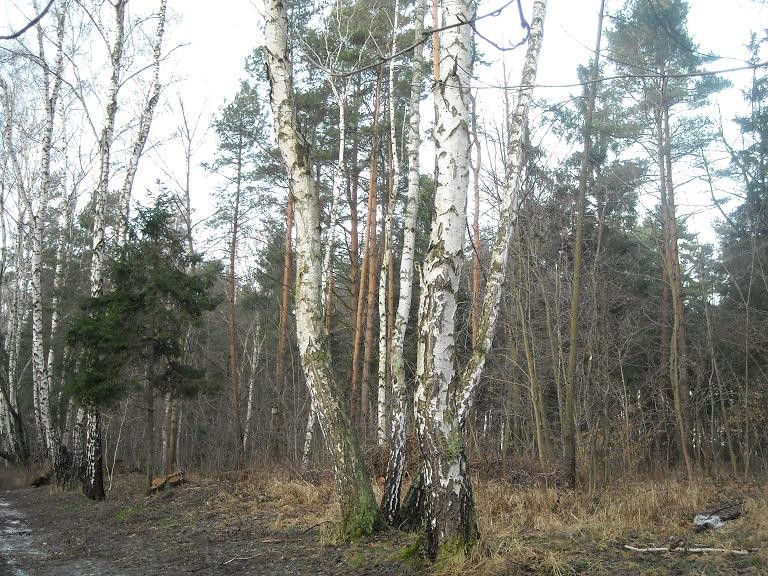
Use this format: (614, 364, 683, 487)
(624, 544, 752, 555)
(222, 556, 256, 565)
(0, 0, 55, 40)
(301, 520, 332, 534)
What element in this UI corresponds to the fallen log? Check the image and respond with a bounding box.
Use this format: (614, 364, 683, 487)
(149, 471, 185, 494)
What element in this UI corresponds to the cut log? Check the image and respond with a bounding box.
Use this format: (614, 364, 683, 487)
(149, 471, 185, 494)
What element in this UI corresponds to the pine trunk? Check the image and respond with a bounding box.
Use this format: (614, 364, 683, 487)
(359, 70, 383, 438)
(657, 97, 693, 479)
(228, 146, 245, 468)
(271, 194, 293, 460)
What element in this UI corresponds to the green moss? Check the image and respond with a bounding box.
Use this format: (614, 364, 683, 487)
(342, 494, 385, 540)
(445, 424, 464, 458)
(115, 506, 135, 521)
(432, 534, 475, 570)
(397, 538, 423, 560)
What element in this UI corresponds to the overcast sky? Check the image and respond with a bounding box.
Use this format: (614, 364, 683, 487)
(3, 0, 767, 249)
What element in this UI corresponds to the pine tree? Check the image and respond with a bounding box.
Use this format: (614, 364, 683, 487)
(67, 196, 219, 493)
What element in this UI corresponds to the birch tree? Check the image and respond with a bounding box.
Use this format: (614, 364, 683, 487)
(381, 0, 426, 526)
(263, 0, 383, 538)
(413, 0, 477, 558)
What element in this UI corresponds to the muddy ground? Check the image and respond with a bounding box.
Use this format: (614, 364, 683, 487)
(0, 470, 421, 576)
(0, 468, 765, 575)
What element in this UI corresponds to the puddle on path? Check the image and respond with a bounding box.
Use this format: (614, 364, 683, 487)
(0, 497, 31, 576)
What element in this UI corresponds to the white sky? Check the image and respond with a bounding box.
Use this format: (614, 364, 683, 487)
(151, 0, 767, 249)
(3, 0, 768, 251)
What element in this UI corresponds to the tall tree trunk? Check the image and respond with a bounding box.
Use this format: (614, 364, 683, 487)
(471, 103, 481, 343)
(243, 322, 262, 454)
(0, 102, 28, 463)
(228, 143, 245, 468)
(347, 135, 360, 390)
(263, 2, 383, 538)
(116, 0, 167, 246)
(144, 346, 155, 495)
(82, 0, 127, 501)
(415, 0, 479, 558)
(563, 0, 604, 488)
(271, 194, 293, 460)
(456, 0, 547, 424)
(358, 70, 383, 437)
(377, 1, 401, 446)
(657, 91, 693, 479)
(517, 282, 552, 467)
(382, 0, 426, 525)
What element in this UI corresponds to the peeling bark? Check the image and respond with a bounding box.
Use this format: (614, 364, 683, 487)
(415, 0, 478, 559)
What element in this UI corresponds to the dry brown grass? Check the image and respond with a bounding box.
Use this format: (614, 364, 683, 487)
(177, 468, 767, 575)
(456, 477, 768, 575)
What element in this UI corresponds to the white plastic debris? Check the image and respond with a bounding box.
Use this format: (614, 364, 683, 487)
(693, 514, 725, 529)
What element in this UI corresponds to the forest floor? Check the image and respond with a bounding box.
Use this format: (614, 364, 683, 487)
(0, 465, 766, 575)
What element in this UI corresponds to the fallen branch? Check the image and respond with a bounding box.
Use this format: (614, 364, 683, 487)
(624, 544, 752, 555)
(222, 556, 256, 565)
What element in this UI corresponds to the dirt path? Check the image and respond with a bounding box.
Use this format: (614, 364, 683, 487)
(0, 473, 421, 576)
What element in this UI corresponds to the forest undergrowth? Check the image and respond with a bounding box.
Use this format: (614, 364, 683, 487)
(3, 463, 766, 575)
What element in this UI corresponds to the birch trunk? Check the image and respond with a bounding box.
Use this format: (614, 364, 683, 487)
(456, 0, 547, 424)
(381, 0, 426, 526)
(415, 0, 479, 558)
(82, 0, 127, 500)
(29, 5, 66, 471)
(264, 0, 383, 538)
(116, 0, 167, 246)
(377, 0, 401, 447)
(0, 84, 29, 463)
(243, 322, 263, 452)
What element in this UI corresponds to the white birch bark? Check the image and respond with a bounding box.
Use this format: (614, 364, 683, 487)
(81, 0, 126, 500)
(311, 81, 347, 457)
(7, 6, 66, 464)
(0, 81, 31, 460)
(116, 0, 167, 246)
(263, 0, 382, 537)
(456, 0, 547, 425)
(414, 0, 478, 558)
(377, 0, 401, 447)
(301, 401, 316, 470)
(8, 206, 27, 418)
(243, 322, 263, 452)
(381, 0, 425, 525)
